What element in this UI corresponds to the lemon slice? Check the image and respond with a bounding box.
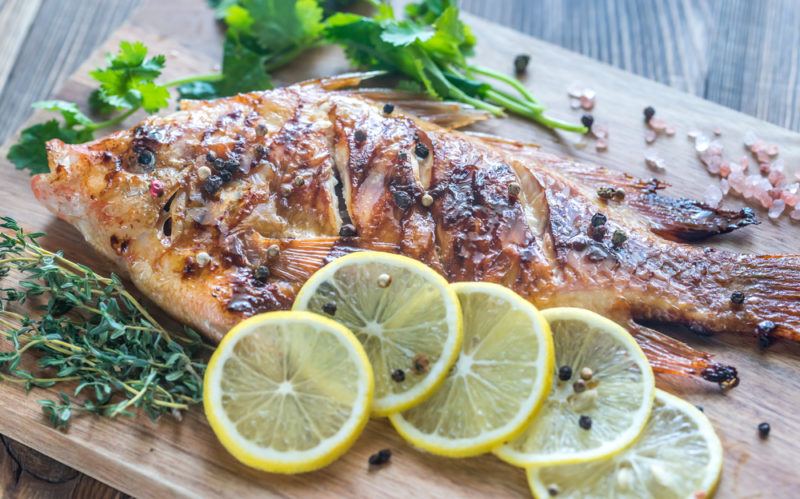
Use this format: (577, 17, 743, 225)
(495, 307, 655, 467)
(388, 282, 553, 457)
(293, 251, 462, 416)
(528, 389, 723, 498)
(203, 311, 374, 474)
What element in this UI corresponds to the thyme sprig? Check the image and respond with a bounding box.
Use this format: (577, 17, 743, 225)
(0, 217, 209, 429)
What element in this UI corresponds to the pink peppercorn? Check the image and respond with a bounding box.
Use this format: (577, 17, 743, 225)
(150, 179, 165, 198)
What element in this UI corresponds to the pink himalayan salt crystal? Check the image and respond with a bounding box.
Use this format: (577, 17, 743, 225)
(694, 134, 710, 153)
(645, 152, 666, 171)
(705, 154, 722, 174)
(769, 188, 784, 199)
(743, 130, 758, 147)
(720, 178, 730, 195)
(758, 191, 774, 208)
(645, 129, 657, 144)
(648, 118, 667, 132)
(759, 162, 771, 174)
(756, 149, 772, 163)
(592, 124, 609, 139)
(567, 82, 584, 98)
(728, 172, 745, 193)
(768, 199, 786, 219)
(791, 208, 800, 220)
(595, 139, 608, 152)
(580, 95, 595, 110)
(768, 169, 786, 187)
(703, 184, 723, 207)
(570, 98, 581, 109)
(665, 127, 676, 136)
(719, 162, 731, 177)
(784, 183, 800, 207)
(687, 129, 702, 139)
(766, 144, 779, 156)
(750, 140, 766, 153)
(713, 128, 722, 136)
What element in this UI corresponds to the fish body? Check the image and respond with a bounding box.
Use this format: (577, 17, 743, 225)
(32, 76, 800, 384)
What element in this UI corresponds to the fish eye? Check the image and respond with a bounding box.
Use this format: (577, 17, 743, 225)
(137, 149, 156, 168)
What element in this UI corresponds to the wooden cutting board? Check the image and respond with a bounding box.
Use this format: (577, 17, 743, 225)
(1, 0, 798, 496)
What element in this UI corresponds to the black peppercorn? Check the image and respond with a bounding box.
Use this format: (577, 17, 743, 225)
(322, 301, 337, 316)
(219, 169, 233, 182)
(393, 190, 412, 211)
(643, 106, 656, 122)
(581, 114, 594, 129)
(558, 365, 572, 381)
(756, 320, 776, 348)
(579, 415, 592, 430)
(513, 54, 530, 75)
(383, 103, 395, 114)
(391, 369, 405, 382)
(591, 212, 607, 227)
(758, 422, 770, 438)
(354, 129, 367, 143)
(202, 175, 224, 196)
(611, 230, 628, 247)
(339, 224, 358, 237)
(253, 265, 270, 282)
(415, 141, 429, 159)
(368, 448, 392, 467)
(730, 291, 745, 305)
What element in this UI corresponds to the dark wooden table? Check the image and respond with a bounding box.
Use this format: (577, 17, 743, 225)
(0, 0, 798, 496)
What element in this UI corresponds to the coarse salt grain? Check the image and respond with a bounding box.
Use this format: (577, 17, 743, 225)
(695, 134, 710, 153)
(645, 129, 657, 144)
(768, 199, 786, 219)
(743, 130, 758, 147)
(791, 208, 800, 220)
(665, 127, 676, 136)
(595, 139, 608, 152)
(645, 152, 666, 171)
(720, 179, 730, 195)
(703, 184, 723, 207)
(570, 98, 581, 109)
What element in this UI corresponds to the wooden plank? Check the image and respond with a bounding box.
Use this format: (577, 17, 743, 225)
(0, 0, 42, 95)
(0, 0, 799, 497)
(461, 0, 800, 132)
(0, 0, 139, 145)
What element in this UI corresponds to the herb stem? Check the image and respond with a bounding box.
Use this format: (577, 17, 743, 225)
(467, 64, 540, 105)
(163, 73, 224, 88)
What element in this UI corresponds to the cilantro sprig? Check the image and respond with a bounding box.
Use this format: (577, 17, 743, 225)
(325, 0, 586, 133)
(7, 41, 220, 175)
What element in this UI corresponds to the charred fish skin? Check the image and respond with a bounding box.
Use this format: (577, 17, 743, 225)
(31, 77, 799, 385)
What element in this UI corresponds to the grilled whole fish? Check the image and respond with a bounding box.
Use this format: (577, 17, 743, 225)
(32, 74, 800, 386)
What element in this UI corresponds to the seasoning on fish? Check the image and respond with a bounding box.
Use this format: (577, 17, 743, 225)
(31, 73, 800, 388)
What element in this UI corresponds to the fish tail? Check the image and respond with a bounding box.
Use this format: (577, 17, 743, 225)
(727, 254, 800, 345)
(629, 322, 739, 389)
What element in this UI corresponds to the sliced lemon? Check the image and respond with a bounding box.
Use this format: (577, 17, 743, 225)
(203, 311, 373, 474)
(293, 251, 462, 416)
(528, 389, 723, 498)
(495, 307, 655, 467)
(388, 282, 553, 457)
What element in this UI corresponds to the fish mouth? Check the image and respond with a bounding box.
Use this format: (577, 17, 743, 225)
(30, 139, 88, 220)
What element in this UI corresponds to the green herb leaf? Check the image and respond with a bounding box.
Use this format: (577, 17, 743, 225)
(177, 81, 219, 101)
(89, 41, 168, 112)
(6, 121, 93, 175)
(32, 100, 94, 128)
(0, 217, 210, 429)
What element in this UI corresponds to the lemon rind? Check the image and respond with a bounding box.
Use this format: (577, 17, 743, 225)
(293, 251, 463, 417)
(203, 311, 374, 474)
(526, 389, 723, 498)
(388, 282, 554, 458)
(493, 307, 656, 468)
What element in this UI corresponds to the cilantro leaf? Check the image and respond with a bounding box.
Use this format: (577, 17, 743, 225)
(32, 100, 94, 128)
(380, 21, 434, 47)
(177, 81, 219, 101)
(89, 41, 168, 112)
(214, 37, 273, 96)
(7, 120, 93, 175)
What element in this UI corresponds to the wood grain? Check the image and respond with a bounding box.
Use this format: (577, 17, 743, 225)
(461, 0, 800, 132)
(0, 0, 799, 497)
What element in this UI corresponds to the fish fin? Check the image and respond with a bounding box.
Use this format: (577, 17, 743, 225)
(625, 193, 758, 242)
(464, 131, 542, 152)
(728, 254, 800, 343)
(628, 321, 740, 389)
(297, 71, 388, 91)
(261, 237, 399, 284)
(339, 88, 490, 129)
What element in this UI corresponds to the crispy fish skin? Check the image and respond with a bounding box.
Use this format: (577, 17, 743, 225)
(31, 78, 799, 385)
